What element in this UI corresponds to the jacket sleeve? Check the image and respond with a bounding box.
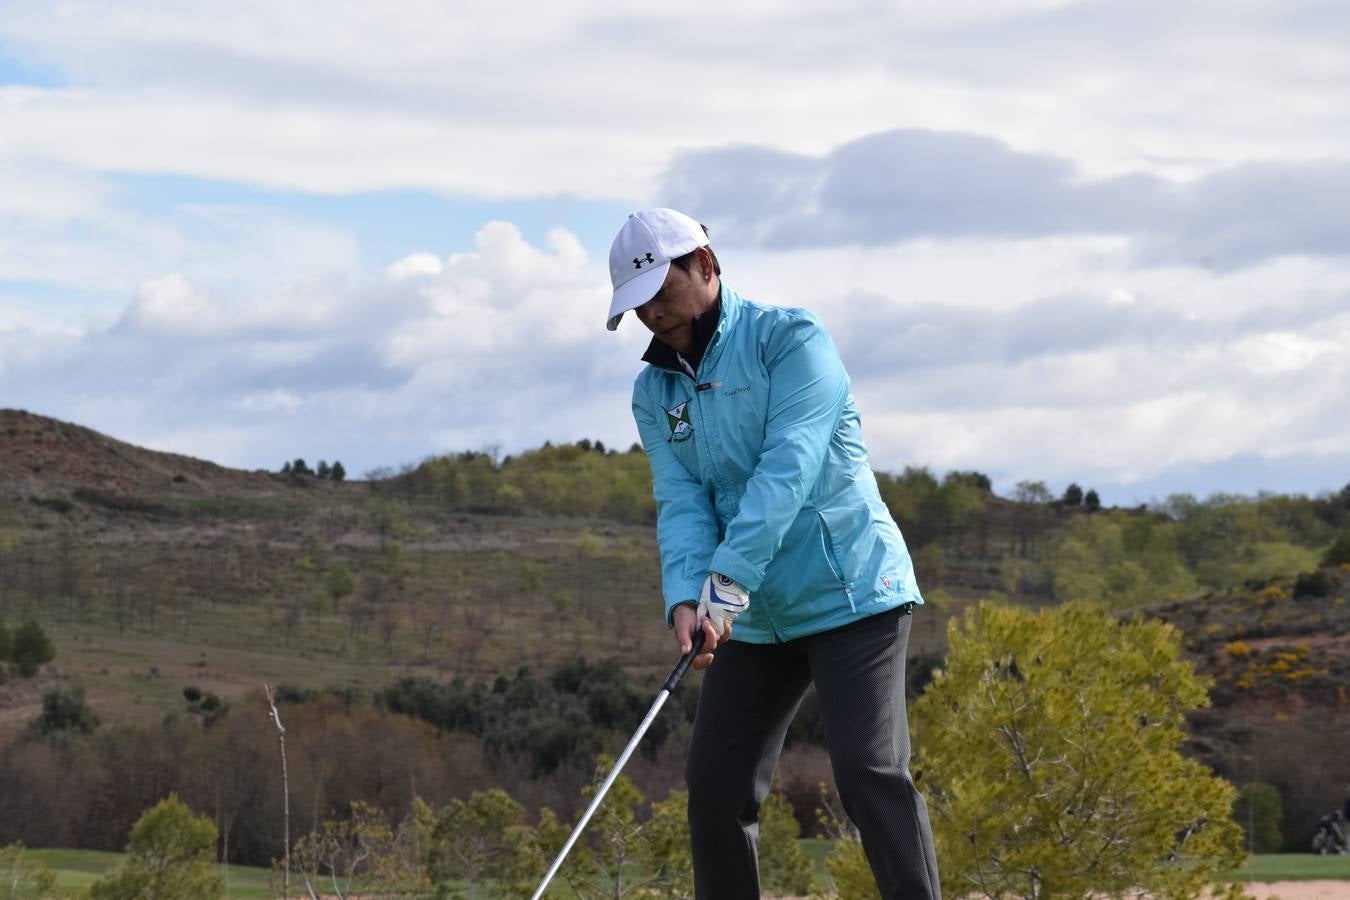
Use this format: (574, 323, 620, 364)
(710, 312, 849, 591)
(633, 376, 719, 625)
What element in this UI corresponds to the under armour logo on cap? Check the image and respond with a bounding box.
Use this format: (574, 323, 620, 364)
(633, 252, 655, 269)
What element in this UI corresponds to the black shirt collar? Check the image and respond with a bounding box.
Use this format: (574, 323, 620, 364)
(640, 300, 722, 375)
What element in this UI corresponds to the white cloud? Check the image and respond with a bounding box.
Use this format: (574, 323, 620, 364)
(7, 219, 1348, 504)
(387, 252, 442, 281)
(236, 389, 305, 414)
(2, 222, 648, 478)
(381, 222, 602, 364)
(4, 2, 1350, 502)
(121, 273, 215, 334)
(3, 1, 1348, 202)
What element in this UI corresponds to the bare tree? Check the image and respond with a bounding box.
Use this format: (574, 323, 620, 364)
(263, 683, 292, 896)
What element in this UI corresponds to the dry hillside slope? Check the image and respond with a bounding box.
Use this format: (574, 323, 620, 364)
(0, 408, 286, 496)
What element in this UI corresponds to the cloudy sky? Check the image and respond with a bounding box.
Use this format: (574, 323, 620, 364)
(2, 0, 1348, 506)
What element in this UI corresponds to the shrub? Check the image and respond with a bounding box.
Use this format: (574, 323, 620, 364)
(914, 601, 1245, 899)
(1294, 570, 1335, 599)
(1322, 534, 1350, 567)
(759, 790, 816, 896)
(87, 794, 223, 900)
(25, 684, 100, 740)
(1233, 782, 1283, 854)
(11, 620, 55, 677)
(31, 495, 74, 514)
(72, 487, 164, 513)
(0, 843, 57, 898)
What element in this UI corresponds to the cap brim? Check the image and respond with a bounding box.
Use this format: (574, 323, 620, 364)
(606, 261, 670, 331)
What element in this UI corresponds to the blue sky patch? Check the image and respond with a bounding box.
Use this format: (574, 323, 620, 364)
(0, 44, 66, 88)
(111, 173, 633, 273)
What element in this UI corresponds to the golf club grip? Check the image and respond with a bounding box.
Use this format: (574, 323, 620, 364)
(662, 627, 707, 692)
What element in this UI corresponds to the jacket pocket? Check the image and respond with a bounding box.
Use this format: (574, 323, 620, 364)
(817, 505, 864, 589)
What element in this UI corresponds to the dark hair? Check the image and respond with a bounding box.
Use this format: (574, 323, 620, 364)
(670, 224, 721, 276)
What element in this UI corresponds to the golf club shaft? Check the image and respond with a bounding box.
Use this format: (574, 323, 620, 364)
(529, 630, 707, 900)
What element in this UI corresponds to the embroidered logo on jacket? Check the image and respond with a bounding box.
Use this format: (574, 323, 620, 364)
(663, 401, 695, 443)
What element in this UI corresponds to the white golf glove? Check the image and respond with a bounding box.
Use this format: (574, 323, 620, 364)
(697, 573, 750, 635)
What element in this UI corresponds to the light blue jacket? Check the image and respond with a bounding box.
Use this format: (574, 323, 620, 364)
(632, 283, 923, 644)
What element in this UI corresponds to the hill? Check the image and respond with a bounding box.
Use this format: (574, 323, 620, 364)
(0, 408, 283, 497)
(1, 408, 1347, 854)
(1146, 571, 1350, 849)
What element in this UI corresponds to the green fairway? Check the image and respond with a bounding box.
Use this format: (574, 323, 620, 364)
(19, 846, 1350, 896)
(24, 849, 280, 898)
(1214, 853, 1350, 882)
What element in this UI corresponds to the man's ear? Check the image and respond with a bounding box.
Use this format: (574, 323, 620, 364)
(698, 246, 716, 283)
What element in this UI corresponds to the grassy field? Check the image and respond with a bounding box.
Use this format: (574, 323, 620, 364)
(1216, 853, 1350, 882)
(25, 848, 279, 898)
(16, 846, 1350, 897)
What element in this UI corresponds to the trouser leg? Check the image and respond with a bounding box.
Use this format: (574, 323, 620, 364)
(808, 607, 941, 900)
(686, 639, 812, 900)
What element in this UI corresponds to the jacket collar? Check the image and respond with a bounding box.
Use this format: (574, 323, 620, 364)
(640, 282, 741, 376)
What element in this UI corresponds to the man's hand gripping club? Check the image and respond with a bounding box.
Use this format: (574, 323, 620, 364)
(674, 573, 750, 670)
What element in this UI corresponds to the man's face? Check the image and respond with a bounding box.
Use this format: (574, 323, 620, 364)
(634, 248, 719, 355)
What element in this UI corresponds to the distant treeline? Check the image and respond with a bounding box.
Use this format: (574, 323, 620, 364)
(369, 440, 1350, 608)
(371, 441, 658, 522)
(369, 441, 1017, 556)
(0, 671, 683, 868)
(1023, 488, 1350, 610)
(0, 650, 934, 868)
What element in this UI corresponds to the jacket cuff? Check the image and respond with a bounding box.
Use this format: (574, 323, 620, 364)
(710, 545, 763, 593)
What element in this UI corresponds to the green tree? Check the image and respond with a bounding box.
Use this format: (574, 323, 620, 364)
(576, 756, 648, 898)
(1044, 512, 1197, 609)
(290, 801, 415, 900)
(824, 836, 873, 900)
(0, 842, 58, 898)
(11, 620, 55, 677)
(87, 794, 223, 900)
(1011, 480, 1053, 557)
(1323, 533, 1350, 567)
(1061, 482, 1084, 506)
(1233, 782, 1283, 854)
(876, 466, 944, 547)
(331, 460, 347, 483)
(326, 563, 355, 611)
(913, 601, 1245, 900)
(1084, 488, 1101, 512)
(25, 684, 99, 741)
(643, 789, 692, 897)
(939, 475, 988, 556)
(429, 788, 536, 897)
(759, 790, 815, 896)
(818, 792, 874, 900)
(538, 755, 689, 898)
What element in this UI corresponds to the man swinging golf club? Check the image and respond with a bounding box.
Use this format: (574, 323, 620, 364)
(607, 208, 942, 899)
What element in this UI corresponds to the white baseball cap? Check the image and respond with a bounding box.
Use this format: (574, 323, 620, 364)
(606, 208, 709, 331)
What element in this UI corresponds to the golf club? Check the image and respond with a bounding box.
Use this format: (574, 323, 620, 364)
(529, 628, 707, 900)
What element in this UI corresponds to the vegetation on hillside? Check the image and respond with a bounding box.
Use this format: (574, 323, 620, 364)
(4, 420, 1350, 885)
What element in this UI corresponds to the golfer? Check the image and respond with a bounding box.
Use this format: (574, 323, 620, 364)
(607, 208, 941, 899)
